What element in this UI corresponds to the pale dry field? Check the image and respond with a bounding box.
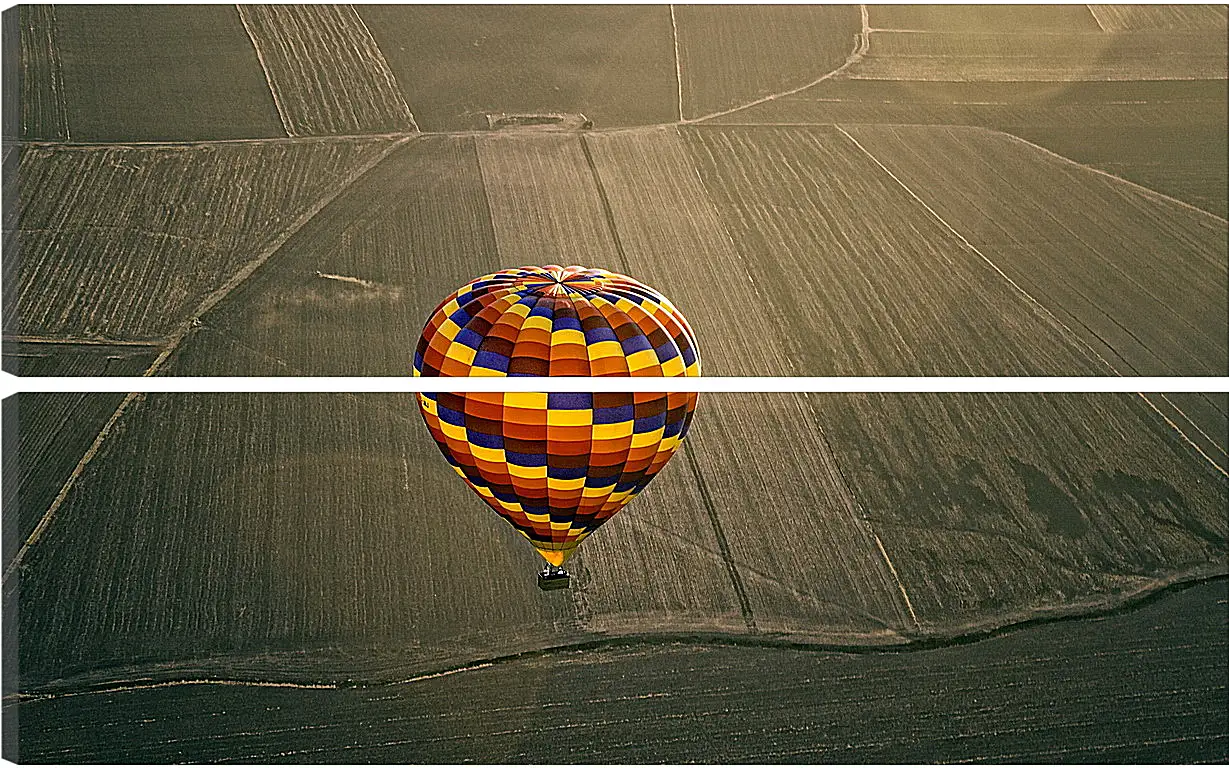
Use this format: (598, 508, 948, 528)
(236, 4, 416, 136)
(3, 139, 394, 340)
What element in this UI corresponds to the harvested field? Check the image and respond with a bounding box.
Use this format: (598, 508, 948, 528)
(164, 123, 1226, 379)
(1158, 391, 1229, 463)
(5, 6, 69, 141)
(476, 133, 622, 268)
(1, 340, 157, 377)
(162, 136, 505, 376)
(9, 393, 582, 688)
(673, 5, 862, 120)
(236, 4, 417, 137)
(1088, 4, 1229, 32)
(8, 579, 1225, 763)
(868, 4, 1102, 32)
(583, 128, 795, 376)
(843, 4, 1229, 82)
(815, 392, 1227, 628)
(842, 24, 1228, 82)
(358, 5, 677, 131)
(663, 392, 911, 637)
(720, 79, 1229, 218)
(4, 391, 1225, 760)
(841, 124, 1228, 386)
(51, 5, 281, 142)
(4, 138, 395, 341)
(680, 124, 1109, 376)
(698, 5, 1226, 218)
(1, 392, 129, 570)
(8, 391, 1224, 691)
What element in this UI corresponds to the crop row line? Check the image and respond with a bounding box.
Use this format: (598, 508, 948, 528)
(831, 124, 1226, 479)
(2, 138, 417, 583)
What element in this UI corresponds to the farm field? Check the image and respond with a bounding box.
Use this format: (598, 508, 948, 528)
(845, 30, 1228, 82)
(3, 390, 1225, 760)
(838, 126, 1228, 396)
(673, 5, 862, 121)
(7, 578, 1225, 763)
(160, 135, 506, 377)
(1, 340, 156, 377)
(3, 138, 396, 341)
(719, 5, 1229, 217)
(2, 6, 69, 141)
(813, 391, 1227, 628)
(235, 5, 416, 137)
(725, 79, 1229, 217)
(1, 5, 1225, 374)
(1, 392, 130, 569)
(679, 124, 1110, 377)
(1088, 4, 1229, 32)
(358, 5, 679, 131)
(854, 6, 1225, 82)
(871, 4, 1102, 31)
(7, 392, 585, 689)
(6, 392, 1224, 689)
(21, 5, 282, 142)
(158, 123, 1226, 384)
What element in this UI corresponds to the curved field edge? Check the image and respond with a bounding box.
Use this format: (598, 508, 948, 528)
(674, 5, 865, 122)
(7, 579, 1225, 764)
(10, 567, 1225, 699)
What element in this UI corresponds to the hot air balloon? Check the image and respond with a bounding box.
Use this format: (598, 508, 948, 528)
(414, 265, 700, 589)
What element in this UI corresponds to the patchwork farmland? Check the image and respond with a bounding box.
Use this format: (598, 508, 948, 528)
(3, 391, 1226, 761)
(2, 3, 1227, 762)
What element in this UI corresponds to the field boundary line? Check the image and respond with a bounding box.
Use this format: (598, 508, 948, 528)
(10, 571, 1224, 702)
(142, 136, 414, 377)
(1156, 393, 1228, 462)
(1139, 393, 1227, 477)
(685, 4, 870, 124)
(236, 4, 296, 138)
(1086, 4, 1108, 32)
(835, 124, 1229, 479)
(872, 533, 920, 627)
(2, 393, 145, 585)
(683, 447, 758, 632)
(1001, 131, 1229, 226)
(2, 335, 165, 348)
(578, 134, 633, 275)
(801, 395, 921, 631)
(10, 677, 339, 703)
(669, 5, 684, 122)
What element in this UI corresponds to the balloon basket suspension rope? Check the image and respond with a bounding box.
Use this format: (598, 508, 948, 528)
(538, 564, 570, 591)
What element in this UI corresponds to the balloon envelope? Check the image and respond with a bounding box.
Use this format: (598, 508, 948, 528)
(415, 265, 700, 566)
(414, 265, 699, 378)
(418, 390, 698, 565)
